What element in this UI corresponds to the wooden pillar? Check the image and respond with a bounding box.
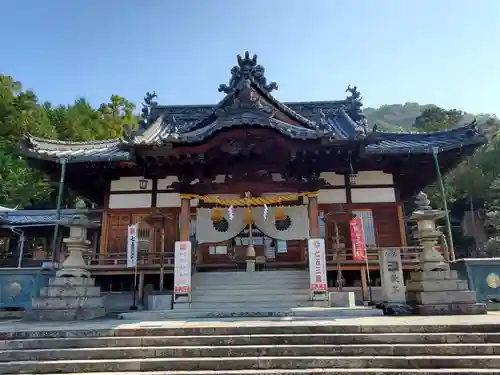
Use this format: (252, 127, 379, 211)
(159, 266, 164, 292)
(308, 196, 320, 238)
(138, 271, 145, 301)
(180, 198, 190, 241)
(360, 265, 368, 302)
(397, 204, 408, 246)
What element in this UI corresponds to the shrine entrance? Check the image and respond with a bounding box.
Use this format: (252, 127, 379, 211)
(188, 192, 315, 271)
(197, 224, 304, 269)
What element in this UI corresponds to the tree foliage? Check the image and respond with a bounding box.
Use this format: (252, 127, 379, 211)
(0, 74, 135, 209)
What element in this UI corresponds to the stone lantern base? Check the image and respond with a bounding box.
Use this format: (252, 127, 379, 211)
(25, 277, 106, 321)
(406, 269, 487, 315)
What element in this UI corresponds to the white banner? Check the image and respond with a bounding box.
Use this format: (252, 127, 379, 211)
(126, 224, 138, 268)
(174, 241, 192, 294)
(308, 238, 327, 292)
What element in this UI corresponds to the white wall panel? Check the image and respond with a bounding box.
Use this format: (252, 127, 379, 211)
(318, 189, 347, 204)
(351, 188, 396, 203)
(108, 194, 152, 209)
(110, 177, 152, 192)
(319, 172, 345, 186)
(354, 171, 393, 186)
(157, 176, 179, 190)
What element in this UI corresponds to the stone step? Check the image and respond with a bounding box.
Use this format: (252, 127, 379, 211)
(4, 355, 500, 373)
(406, 291, 478, 305)
(171, 304, 327, 313)
(24, 307, 107, 322)
(195, 271, 309, 277)
(193, 273, 309, 283)
(192, 284, 309, 292)
(39, 286, 101, 298)
(49, 277, 95, 287)
(32, 296, 104, 309)
(4, 332, 500, 350)
(126, 307, 379, 320)
(4, 343, 500, 362)
(189, 293, 310, 303)
(194, 273, 310, 279)
(3, 323, 500, 340)
(192, 280, 310, 288)
(32, 370, 500, 375)
(406, 280, 469, 292)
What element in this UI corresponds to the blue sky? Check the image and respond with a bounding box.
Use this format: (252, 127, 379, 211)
(2, 0, 499, 115)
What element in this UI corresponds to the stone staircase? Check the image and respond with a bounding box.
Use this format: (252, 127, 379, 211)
(0, 320, 499, 373)
(173, 270, 318, 314)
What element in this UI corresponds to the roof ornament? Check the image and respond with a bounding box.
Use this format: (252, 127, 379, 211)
(466, 118, 480, 137)
(138, 91, 158, 130)
(218, 52, 278, 94)
(315, 109, 335, 135)
(344, 85, 364, 123)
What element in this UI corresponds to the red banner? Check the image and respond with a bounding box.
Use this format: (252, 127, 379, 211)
(350, 217, 367, 261)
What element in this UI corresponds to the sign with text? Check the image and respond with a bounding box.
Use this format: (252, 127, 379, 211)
(379, 248, 405, 303)
(350, 217, 367, 261)
(174, 241, 192, 295)
(126, 224, 138, 268)
(308, 238, 327, 292)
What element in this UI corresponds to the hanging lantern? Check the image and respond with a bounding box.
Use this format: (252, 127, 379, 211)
(274, 206, 286, 221)
(263, 204, 269, 219)
(211, 207, 223, 222)
(243, 208, 254, 225)
(228, 206, 234, 221)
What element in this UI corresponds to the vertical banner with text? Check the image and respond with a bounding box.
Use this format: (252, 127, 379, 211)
(307, 238, 327, 292)
(350, 217, 367, 261)
(174, 241, 192, 295)
(126, 224, 138, 268)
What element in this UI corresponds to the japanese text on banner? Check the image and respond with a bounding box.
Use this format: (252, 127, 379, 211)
(350, 217, 367, 261)
(126, 224, 138, 268)
(307, 238, 327, 292)
(174, 241, 192, 294)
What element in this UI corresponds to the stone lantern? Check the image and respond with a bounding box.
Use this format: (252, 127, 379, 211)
(408, 192, 449, 272)
(405, 192, 486, 315)
(26, 200, 107, 321)
(56, 199, 99, 278)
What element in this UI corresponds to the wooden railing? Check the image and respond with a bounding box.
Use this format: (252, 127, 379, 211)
(87, 251, 175, 267)
(326, 246, 424, 265)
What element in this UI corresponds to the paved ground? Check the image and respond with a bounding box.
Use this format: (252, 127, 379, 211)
(0, 313, 499, 333)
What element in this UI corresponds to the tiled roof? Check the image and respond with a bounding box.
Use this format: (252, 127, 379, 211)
(19, 109, 486, 162)
(16, 52, 487, 162)
(19, 136, 132, 162)
(0, 209, 103, 226)
(367, 122, 485, 154)
(132, 105, 367, 146)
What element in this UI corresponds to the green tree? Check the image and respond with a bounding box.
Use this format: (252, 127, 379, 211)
(413, 107, 464, 132)
(0, 75, 58, 208)
(0, 74, 138, 208)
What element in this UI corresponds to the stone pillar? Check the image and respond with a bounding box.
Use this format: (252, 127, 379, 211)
(405, 192, 486, 315)
(379, 248, 406, 303)
(26, 200, 106, 321)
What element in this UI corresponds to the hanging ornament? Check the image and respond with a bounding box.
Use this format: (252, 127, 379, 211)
(228, 205, 234, 221)
(263, 204, 269, 219)
(274, 205, 286, 221)
(211, 207, 223, 222)
(243, 207, 254, 225)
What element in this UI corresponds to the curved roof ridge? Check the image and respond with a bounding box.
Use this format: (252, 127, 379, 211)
(25, 134, 122, 146)
(374, 118, 481, 138)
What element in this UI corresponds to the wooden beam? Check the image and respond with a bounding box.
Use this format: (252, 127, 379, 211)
(179, 197, 190, 241)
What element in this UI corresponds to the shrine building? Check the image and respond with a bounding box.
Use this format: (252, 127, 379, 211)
(18, 52, 486, 305)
